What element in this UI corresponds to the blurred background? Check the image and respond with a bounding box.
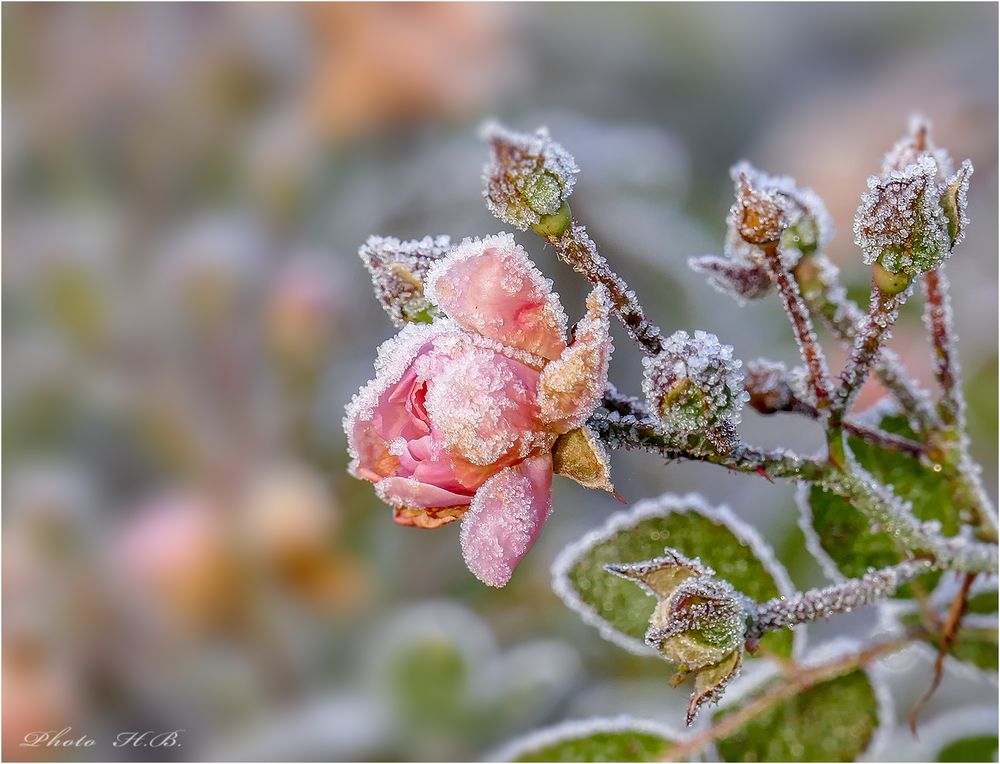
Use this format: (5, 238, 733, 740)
(3, 3, 997, 761)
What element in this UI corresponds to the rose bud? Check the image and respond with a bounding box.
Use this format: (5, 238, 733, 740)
(481, 122, 579, 236)
(642, 330, 748, 454)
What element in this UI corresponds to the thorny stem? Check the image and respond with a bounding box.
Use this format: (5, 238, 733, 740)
(593, 397, 999, 574)
(830, 281, 906, 423)
(922, 267, 963, 430)
(658, 633, 918, 763)
(746, 560, 933, 642)
(759, 243, 833, 412)
(793, 254, 938, 435)
(545, 222, 665, 356)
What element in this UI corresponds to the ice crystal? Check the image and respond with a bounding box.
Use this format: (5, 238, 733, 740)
(358, 234, 452, 326)
(853, 156, 951, 275)
(642, 330, 748, 453)
(481, 121, 579, 231)
(881, 115, 954, 180)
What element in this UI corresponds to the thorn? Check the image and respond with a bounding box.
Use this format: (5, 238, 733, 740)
(755, 466, 774, 483)
(613, 490, 628, 505)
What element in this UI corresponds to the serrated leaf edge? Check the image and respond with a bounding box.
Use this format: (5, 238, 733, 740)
(551, 491, 802, 658)
(490, 715, 683, 762)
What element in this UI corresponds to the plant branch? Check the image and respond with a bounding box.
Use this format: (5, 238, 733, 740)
(544, 222, 665, 356)
(922, 268, 963, 430)
(759, 243, 832, 411)
(830, 281, 908, 422)
(793, 253, 938, 434)
(746, 560, 933, 642)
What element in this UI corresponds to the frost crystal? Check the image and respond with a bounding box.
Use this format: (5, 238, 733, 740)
(881, 115, 954, 180)
(358, 235, 452, 326)
(642, 330, 748, 453)
(853, 156, 952, 276)
(481, 121, 579, 231)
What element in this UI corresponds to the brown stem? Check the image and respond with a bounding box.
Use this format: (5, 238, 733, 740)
(909, 572, 977, 732)
(831, 281, 905, 421)
(760, 243, 832, 410)
(659, 634, 917, 762)
(547, 222, 665, 356)
(922, 268, 962, 430)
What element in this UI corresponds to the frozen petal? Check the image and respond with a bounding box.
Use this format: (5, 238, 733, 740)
(425, 233, 568, 361)
(537, 286, 613, 431)
(376, 476, 473, 509)
(460, 452, 553, 588)
(393, 505, 467, 529)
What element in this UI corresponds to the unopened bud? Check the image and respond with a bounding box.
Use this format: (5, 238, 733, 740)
(358, 235, 450, 326)
(729, 162, 833, 266)
(642, 330, 748, 453)
(481, 122, 579, 235)
(854, 156, 951, 278)
(687, 255, 773, 305)
(743, 359, 796, 415)
(731, 171, 787, 247)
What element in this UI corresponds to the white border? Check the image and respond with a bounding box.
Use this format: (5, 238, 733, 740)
(489, 715, 683, 762)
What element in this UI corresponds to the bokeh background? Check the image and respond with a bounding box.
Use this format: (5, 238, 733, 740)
(3, 3, 997, 761)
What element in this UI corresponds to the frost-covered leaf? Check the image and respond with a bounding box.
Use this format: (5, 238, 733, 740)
(552, 493, 795, 658)
(495, 717, 678, 762)
(714, 668, 883, 762)
(801, 404, 956, 596)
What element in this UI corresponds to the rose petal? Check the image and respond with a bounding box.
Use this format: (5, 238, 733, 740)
(376, 476, 473, 509)
(537, 285, 613, 431)
(459, 452, 553, 587)
(425, 233, 567, 361)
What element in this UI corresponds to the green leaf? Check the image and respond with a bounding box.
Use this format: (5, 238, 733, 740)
(937, 735, 998, 763)
(714, 668, 882, 762)
(801, 404, 955, 596)
(553, 493, 795, 658)
(497, 718, 677, 762)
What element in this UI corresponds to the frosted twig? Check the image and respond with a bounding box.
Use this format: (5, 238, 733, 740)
(758, 242, 832, 412)
(830, 281, 908, 421)
(793, 253, 938, 434)
(817, 469, 998, 574)
(546, 222, 665, 356)
(922, 268, 963, 431)
(746, 560, 933, 641)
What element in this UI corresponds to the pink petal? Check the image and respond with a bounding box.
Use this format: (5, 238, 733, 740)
(377, 476, 473, 509)
(459, 452, 553, 587)
(537, 285, 614, 432)
(425, 233, 567, 361)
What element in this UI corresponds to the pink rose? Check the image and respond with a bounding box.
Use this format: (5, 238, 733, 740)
(345, 233, 613, 586)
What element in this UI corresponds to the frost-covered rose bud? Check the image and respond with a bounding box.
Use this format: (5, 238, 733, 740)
(481, 122, 579, 236)
(346, 233, 613, 587)
(743, 358, 796, 415)
(359, 235, 451, 326)
(642, 330, 748, 453)
(729, 162, 833, 266)
(854, 157, 952, 287)
(607, 550, 749, 725)
(691, 164, 831, 302)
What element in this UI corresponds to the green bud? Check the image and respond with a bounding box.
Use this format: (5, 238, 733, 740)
(873, 256, 912, 295)
(530, 200, 573, 238)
